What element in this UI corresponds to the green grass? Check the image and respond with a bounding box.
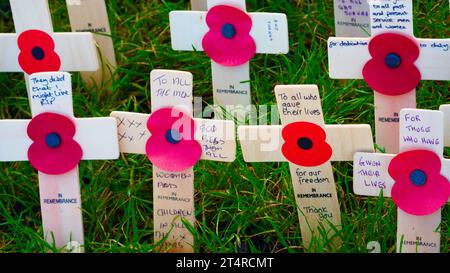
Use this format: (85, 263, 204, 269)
(0, 0, 449, 253)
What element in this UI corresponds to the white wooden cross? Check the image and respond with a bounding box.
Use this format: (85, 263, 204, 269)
(440, 105, 450, 147)
(333, 0, 371, 37)
(328, 0, 450, 153)
(238, 85, 374, 249)
(354, 108, 450, 253)
(66, 0, 117, 88)
(0, 0, 98, 97)
(169, 0, 289, 121)
(111, 70, 236, 253)
(0, 72, 119, 252)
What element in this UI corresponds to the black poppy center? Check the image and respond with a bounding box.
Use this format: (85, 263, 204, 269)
(222, 23, 236, 39)
(385, 53, 402, 69)
(32, 47, 45, 60)
(166, 129, 182, 145)
(297, 137, 313, 150)
(46, 132, 61, 148)
(409, 169, 427, 187)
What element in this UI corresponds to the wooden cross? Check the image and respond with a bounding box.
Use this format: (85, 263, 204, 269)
(66, 0, 117, 88)
(238, 85, 374, 249)
(169, 0, 289, 121)
(111, 70, 236, 253)
(0, 0, 98, 97)
(353, 108, 450, 253)
(0, 72, 119, 252)
(440, 105, 450, 147)
(333, 0, 370, 37)
(328, 0, 450, 153)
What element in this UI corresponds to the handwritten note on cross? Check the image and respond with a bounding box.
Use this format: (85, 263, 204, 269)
(333, 0, 371, 37)
(110, 70, 236, 253)
(169, 0, 289, 121)
(66, 0, 117, 88)
(328, 0, 450, 153)
(0, 0, 98, 97)
(354, 109, 449, 253)
(238, 85, 374, 249)
(0, 72, 119, 252)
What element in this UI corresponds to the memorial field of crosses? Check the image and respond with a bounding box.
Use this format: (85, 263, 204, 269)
(0, 0, 448, 253)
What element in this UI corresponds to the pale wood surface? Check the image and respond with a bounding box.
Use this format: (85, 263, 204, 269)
(66, 0, 117, 88)
(374, 91, 416, 153)
(274, 85, 341, 248)
(439, 105, 450, 147)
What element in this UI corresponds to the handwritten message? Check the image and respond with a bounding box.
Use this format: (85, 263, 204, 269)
(369, 0, 413, 35)
(334, 0, 371, 37)
(353, 152, 394, 197)
(29, 73, 73, 116)
(153, 167, 195, 253)
(151, 70, 193, 114)
(400, 110, 444, 153)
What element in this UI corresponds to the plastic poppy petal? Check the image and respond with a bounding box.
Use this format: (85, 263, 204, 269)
(146, 133, 202, 172)
(28, 139, 82, 175)
(281, 122, 333, 167)
(17, 30, 61, 75)
(202, 32, 256, 66)
(27, 113, 82, 175)
(147, 108, 196, 140)
(389, 150, 450, 216)
(27, 113, 76, 140)
(205, 5, 253, 33)
(202, 4, 256, 66)
(363, 58, 421, 96)
(146, 108, 202, 172)
(362, 32, 421, 96)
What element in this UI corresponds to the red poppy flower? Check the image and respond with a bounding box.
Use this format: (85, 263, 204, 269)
(362, 33, 421, 96)
(18, 29, 61, 75)
(27, 112, 83, 175)
(389, 150, 450, 216)
(146, 108, 202, 172)
(202, 5, 256, 66)
(281, 122, 333, 167)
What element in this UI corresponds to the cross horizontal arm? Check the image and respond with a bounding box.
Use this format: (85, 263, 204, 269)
(170, 11, 289, 54)
(0, 117, 119, 162)
(238, 124, 374, 162)
(0, 33, 99, 72)
(328, 37, 450, 80)
(111, 111, 236, 162)
(353, 152, 395, 198)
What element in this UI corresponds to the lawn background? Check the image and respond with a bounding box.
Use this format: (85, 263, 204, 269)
(0, 0, 448, 253)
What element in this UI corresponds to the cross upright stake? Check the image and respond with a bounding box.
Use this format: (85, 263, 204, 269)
(0, 72, 119, 252)
(328, 0, 450, 153)
(238, 85, 374, 249)
(354, 108, 450, 253)
(440, 105, 450, 147)
(111, 70, 236, 253)
(66, 0, 117, 88)
(0, 0, 98, 98)
(169, 0, 289, 122)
